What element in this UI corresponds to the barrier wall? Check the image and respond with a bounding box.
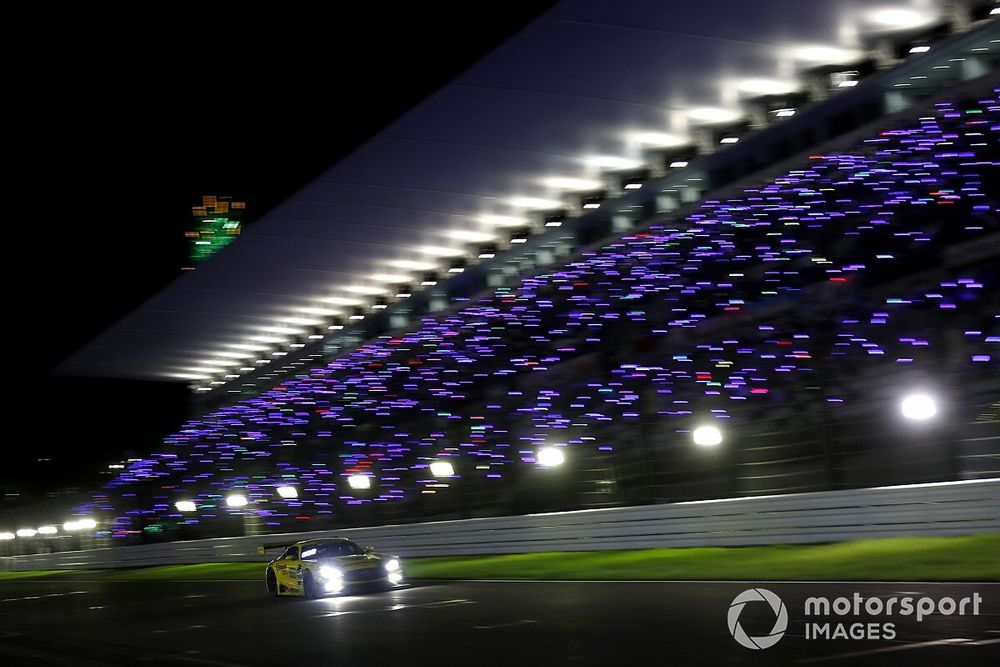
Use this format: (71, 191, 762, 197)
(2, 479, 997, 571)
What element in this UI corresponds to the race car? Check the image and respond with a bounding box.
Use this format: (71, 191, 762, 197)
(258, 537, 404, 598)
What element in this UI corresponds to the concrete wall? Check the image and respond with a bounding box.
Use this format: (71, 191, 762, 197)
(2, 479, 996, 571)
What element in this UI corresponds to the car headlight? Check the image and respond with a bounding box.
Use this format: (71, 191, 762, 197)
(319, 565, 342, 580)
(384, 558, 400, 572)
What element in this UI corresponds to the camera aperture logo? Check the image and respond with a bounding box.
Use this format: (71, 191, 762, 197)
(728, 588, 788, 649)
(727, 589, 984, 649)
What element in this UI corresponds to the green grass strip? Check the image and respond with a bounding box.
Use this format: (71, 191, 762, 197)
(405, 534, 1000, 581)
(1, 535, 996, 582)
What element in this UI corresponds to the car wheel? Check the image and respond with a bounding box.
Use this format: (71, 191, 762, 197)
(303, 571, 319, 599)
(266, 568, 278, 597)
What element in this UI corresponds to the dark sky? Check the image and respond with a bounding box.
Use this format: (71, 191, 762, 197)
(9, 5, 557, 499)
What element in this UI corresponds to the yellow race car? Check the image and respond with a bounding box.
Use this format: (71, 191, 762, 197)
(259, 537, 404, 598)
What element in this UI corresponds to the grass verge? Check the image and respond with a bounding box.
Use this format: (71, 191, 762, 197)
(1, 535, 996, 582)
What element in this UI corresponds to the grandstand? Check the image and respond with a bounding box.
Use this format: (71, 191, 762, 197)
(2, 1, 997, 552)
(77, 86, 1000, 544)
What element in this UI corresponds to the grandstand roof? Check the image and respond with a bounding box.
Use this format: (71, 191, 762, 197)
(58, 0, 959, 383)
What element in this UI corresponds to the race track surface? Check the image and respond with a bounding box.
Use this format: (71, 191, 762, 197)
(0, 578, 997, 665)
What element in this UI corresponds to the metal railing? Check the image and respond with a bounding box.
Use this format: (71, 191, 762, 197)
(2, 478, 996, 571)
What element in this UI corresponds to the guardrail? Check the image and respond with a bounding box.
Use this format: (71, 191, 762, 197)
(2, 479, 997, 571)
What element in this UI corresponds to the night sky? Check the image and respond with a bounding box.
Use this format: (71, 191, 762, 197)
(9, 5, 556, 500)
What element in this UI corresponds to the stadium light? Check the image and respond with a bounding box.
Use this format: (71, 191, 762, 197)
(688, 107, 742, 124)
(865, 8, 935, 29)
(37, 525, 58, 535)
(429, 461, 455, 477)
(226, 494, 249, 508)
(735, 78, 798, 96)
(480, 215, 523, 227)
(545, 176, 602, 191)
(16, 528, 37, 538)
(790, 44, 860, 64)
(537, 447, 565, 467)
(63, 518, 97, 532)
(0, 532, 14, 540)
(692, 425, 723, 447)
(448, 230, 494, 243)
(175, 500, 197, 513)
(276, 486, 298, 499)
(900, 393, 937, 421)
(347, 475, 372, 490)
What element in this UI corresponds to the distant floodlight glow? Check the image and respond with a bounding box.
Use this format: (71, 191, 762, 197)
(171, 373, 210, 381)
(37, 525, 58, 535)
(16, 529, 37, 538)
(215, 351, 254, 359)
(343, 285, 387, 295)
(322, 296, 364, 306)
(692, 425, 723, 447)
(64, 518, 97, 531)
(368, 273, 410, 284)
(226, 494, 249, 508)
(429, 461, 455, 477)
(259, 326, 305, 335)
(900, 393, 937, 421)
(0, 532, 14, 540)
(544, 176, 602, 191)
(735, 78, 798, 96)
(277, 485, 298, 499)
(348, 475, 372, 490)
(586, 155, 640, 170)
(480, 215, 524, 227)
(537, 447, 566, 467)
(418, 245, 465, 258)
(687, 107, 742, 124)
(387, 259, 437, 271)
(282, 317, 323, 326)
(908, 45, 930, 54)
(249, 335, 286, 344)
(629, 131, 687, 147)
(228, 343, 269, 351)
(447, 230, 494, 243)
(510, 196, 563, 210)
(791, 44, 861, 64)
(201, 358, 235, 367)
(866, 7, 935, 29)
(298, 307, 341, 316)
(175, 501, 197, 513)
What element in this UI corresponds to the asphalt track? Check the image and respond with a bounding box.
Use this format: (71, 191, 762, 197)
(0, 578, 997, 665)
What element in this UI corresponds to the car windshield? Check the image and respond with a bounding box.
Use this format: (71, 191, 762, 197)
(303, 540, 364, 559)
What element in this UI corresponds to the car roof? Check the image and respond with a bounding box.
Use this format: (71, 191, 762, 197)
(295, 537, 355, 547)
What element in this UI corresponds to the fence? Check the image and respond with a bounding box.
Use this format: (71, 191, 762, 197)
(2, 478, 997, 571)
